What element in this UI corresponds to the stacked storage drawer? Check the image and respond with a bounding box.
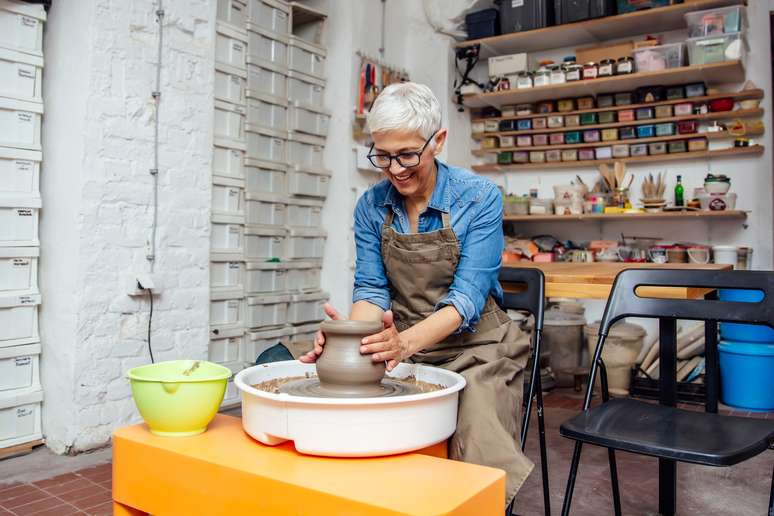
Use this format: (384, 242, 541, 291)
(0, 0, 45, 451)
(213, 1, 251, 406)
(213, 0, 329, 370)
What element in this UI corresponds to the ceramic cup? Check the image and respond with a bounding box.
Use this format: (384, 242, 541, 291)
(648, 247, 668, 264)
(712, 245, 739, 267)
(616, 246, 633, 261)
(687, 247, 710, 264)
(316, 320, 386, 396)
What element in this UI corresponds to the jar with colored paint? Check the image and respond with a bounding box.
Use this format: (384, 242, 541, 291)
(580, 112, 598, 125)
(578, 148, 596, 160)
(668, 140, 687, 153)
(549, 65, 566, 84)
(598, 59, 615, 77)
(619, 126, 637, 139)
(499, 120, 514, 131)
(636, 107, 655, 120)
(485, 120, 500, 132)
(516, 72, 533, 89)
(534, 67, 551, 87)
(677, 120, 699, 134)
(548, 115, 565, 128)
(688, 137, 708, 151)
(533, 134, 549, 145)
(482, 137, 498, 149)
(598, 111, 616, 124)
(561, 149, 578, 161)
(583, 130, 601, 143)
(636, 125, 655, 138)
(655, 105, 673, 118)
(597, 94, 615, 108)
(564, 131, 582, 144)
(565, 64, 582, 82)
(513, 151, 529, 163)
(472, 121, 486, 133)
(674, 103, 693, 116)
(685, 83, 706, 98)
(615, 92, 633, 106)
(546, 149, 562, 162)
(577, 97, 595, 110)
(516, 119, 532, 131)
(666, 86, 685, 100)
(533, 117, 548, 129)
(536, 101, 555, 113)
(516, 104, 534, 115)
(601, 128, 619, 141)
(565, 115, 581, 127)
(497, 152, 512, 164)
(550, 133, 565, 145)
(612, 144, 629, 158)
(557, 99, 575, 112)
(649, 141, 667, 154)
(530, 151, 546, 163)
(617, 110, 635, 122)
(517, 135, 532, 147)
(616, 56, 634, 75)
(630, 143, 648, 156)
(500, 136, 515, 147)
(655, 122, 676, 137)
(595, 146, 613, 159)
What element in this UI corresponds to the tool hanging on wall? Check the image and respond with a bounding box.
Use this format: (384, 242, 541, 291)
(453, 43, 488, 112)
(355, 53, 409, 116)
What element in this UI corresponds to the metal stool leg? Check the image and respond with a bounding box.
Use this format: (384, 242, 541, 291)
(535, 376, 551, 516)
(520, 331, 541, 448)
(561, 441, 584, 516)
(598, 360, 622, 516)
(767, 462, 773, 516)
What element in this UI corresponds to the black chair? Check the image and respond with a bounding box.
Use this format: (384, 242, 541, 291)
(499, 267, 550, 516)
(558, 269, 774, 516)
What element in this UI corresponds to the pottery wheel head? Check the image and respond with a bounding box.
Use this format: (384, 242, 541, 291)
(279, 378, 423, 398)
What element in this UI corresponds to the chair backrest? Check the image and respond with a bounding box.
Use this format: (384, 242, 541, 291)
(598, 269, 774, 335)
(498, 267, 546, 332)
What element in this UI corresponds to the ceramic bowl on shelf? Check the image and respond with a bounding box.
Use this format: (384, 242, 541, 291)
(704, 181, 731, 194)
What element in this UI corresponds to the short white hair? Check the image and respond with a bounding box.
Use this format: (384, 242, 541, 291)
(367, 82, 442, 139)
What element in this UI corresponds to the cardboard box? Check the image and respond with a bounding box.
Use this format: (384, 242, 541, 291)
(575, 41, 634, 64)
(488, 53, 528, 78)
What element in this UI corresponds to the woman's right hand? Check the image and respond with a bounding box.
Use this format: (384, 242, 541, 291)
(298, 303, 344, 363)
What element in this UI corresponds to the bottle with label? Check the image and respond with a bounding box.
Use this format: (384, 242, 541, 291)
(674, 175, 684, 207)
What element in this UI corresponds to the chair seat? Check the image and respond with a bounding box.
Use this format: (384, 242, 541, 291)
(560, 398, 774, 467)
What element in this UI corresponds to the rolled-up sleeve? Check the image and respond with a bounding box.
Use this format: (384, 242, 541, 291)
(352, 192, 392, 311)
(435, 185, 503, 331)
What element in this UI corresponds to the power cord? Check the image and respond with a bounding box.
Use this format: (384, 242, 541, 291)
(147, 288, 155, 363)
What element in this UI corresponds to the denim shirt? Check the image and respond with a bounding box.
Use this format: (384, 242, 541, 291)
(352, 160, 504, 332)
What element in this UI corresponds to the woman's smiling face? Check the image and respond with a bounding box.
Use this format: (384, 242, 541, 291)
(371, 129, 447, 199)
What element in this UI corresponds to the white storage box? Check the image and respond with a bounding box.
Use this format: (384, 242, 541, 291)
(0, 97, 42, 151)
(247, 25, 288, 67)
(211, 213, 244, 259)
(247, 57, 288, 99)
(0, 293, 39, 347)
(213, 138, 246, 180)
(287, 131, 325, 169)
(209, 325, 244, 363)
(212, 176, 245, 217)
(210, 289, 245, 328)
(289, 321, 318, 351)
(245, 158, 287, 195)
(246, 126, 287, 165)
(288, 102, 329, 137)
(246, 192, 286, 226)
(0, 387, 42, 448)
(245, 261, 288, 294)
(287, 70, 325, 107)
(247, 94, 288, 131)
(487, 52, 528, 78)
(0, 147, 40, 199)
(0, 343, 39, 392)
(214, 100, 246, 144)
(248, 0, 290, 34)
(286, 261, 321, 291)
(222, 377, 241, 408)
(286, 197, 322, 227)
(247, 293, 290, 328)
(285, 226, 325, 260)
(0, 247, 38, 295)
(0, 1, 45, 56)
(0, 197, 40, 247)
(215, 22, 248, 70)
(241, 325, 293, 363)
(288, 290, 327, 324)
(211, 259, 245, 291)
(288, 165, 330, 199)
(288, 35, 325, 79)
(0, 48, 42, 103)
(245, 225, 286, 260)
(214, 64, 247, 105)
(217, 0, 247, 29)
(290, 3, 327, 47)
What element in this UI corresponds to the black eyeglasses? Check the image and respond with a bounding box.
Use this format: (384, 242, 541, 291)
(367, 130, 438, 170)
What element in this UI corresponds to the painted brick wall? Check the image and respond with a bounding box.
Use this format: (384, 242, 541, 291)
(40, 0, 215, 453)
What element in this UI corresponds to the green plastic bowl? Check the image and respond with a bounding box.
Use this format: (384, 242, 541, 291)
(127, 360, 232, 437)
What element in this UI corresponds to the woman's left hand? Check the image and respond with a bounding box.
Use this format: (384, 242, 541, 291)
(360, 310, 412, 371)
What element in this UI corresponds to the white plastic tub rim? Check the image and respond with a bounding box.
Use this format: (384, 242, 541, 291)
(235, 361, 466, 456)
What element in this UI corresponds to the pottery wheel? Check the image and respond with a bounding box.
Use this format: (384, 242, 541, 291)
(279, 378, 423, 398)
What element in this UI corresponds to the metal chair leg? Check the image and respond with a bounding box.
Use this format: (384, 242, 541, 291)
(561, 441, 584, 516)
(534, 361, 551, 516)
(597, 359, 622, 516)
(520, 331, 541, 449)
(768, 462, 773, 516)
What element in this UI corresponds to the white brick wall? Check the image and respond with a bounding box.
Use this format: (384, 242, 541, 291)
(40, 0, 215, 453)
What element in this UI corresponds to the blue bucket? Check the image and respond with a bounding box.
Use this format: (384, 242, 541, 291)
(718, 289, 774, 343)
(718, 340, 774, 411)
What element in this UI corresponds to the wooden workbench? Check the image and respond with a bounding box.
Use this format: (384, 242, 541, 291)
(502, 262, 733, 300)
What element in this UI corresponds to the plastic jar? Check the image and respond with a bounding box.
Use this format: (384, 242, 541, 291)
(534, 67, 551, 87)
(549, 65, 566, 84)
(598, 59, 615, 77)
(582, 62, 598, 80)
(565, 64, 582, 82)
(616, 56, 634, 75)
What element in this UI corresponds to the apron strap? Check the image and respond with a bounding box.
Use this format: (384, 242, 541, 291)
(441, 211, 451, 228)
(383, 208, 395, 229)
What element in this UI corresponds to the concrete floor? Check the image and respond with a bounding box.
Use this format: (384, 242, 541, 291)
(0, 394, 771, 515)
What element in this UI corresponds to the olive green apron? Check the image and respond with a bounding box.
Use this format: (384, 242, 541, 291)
(381, 209, 534, 503)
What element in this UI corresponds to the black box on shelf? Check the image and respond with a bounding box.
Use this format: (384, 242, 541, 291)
(555, 0, 616, 25)
(496, 0, 555, 34)
(465, 8, 500, 40)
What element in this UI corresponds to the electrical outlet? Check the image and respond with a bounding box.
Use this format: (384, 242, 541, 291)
(125, 273, 163, 296)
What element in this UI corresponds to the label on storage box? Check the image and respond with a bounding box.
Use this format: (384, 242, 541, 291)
(511, 0, 524, 6)
(12, 259, 30, 267)
(228, 261, 241, 270)
(18, 295, 35, 304)
(228, 188, 240, 198)
(17, 407, 34, 418)
(15, 357, 31, 367)
(21, 16, 38, 28)
(277, 11, 287, 20)
(230, 75, 241, 85)
(15, 160, 32, 172)
(17, 65, 35, 80)
(231, 150, 241, 158)
(227, 300, 239, 309)
(16, 209, 32, 217)
(229, 226, 241, 235)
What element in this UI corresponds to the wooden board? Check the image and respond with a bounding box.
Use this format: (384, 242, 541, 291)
(501, 262, 732, 300)
(0, 439, 44, 460)
(473, 145, 764, 172)
(457, 0, 743, 57)
(463, 61, 745, 108)
(504, 210, 747, 223)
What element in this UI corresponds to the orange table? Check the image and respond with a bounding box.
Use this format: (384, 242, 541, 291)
(112, 414, 505, 515)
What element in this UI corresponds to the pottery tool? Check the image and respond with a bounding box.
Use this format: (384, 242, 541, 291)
(614, 161, 625, 188)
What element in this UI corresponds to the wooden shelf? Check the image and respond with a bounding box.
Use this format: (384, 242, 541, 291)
(504, 210, 747, 223)
(471, 90, 763, 123)
(463, 61, 746, 108)
(473, 145, 763, 172)
(474, 128, 762, 155)
(473, 108, 763, 140)
(457, 0, 743, 57)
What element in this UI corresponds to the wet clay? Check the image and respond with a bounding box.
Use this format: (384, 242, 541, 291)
(252, 375, 445, 398)
(315, 320, 387, 396)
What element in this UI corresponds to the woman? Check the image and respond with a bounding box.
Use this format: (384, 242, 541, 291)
(299, 82, 534, 507)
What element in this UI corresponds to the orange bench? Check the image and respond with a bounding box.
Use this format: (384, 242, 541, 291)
(112, 414, 505, 515)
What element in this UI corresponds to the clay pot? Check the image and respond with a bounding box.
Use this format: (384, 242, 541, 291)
(316, 320, 385, 396)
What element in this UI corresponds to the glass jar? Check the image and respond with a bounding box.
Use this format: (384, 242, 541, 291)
(582, 62, 598, 80)
(549, 65, 566, 85)
(565, 64, 582, 82)
(598, 59, 615, 77)
(516, 71, 533, 89)
(533, 67, 551, 87)
(616, 56, 634, 75)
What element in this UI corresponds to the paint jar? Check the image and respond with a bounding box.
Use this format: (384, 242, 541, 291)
(501, 105, 517, 117)
(636, 107, 655, 120)
(582, 62, 598, 80)
(619, 127, 637, 139)
(667, 86, 685, 100)
(516, 119, 532, 130)
(601, 128, 619, 141)
(557, 99, 575, 112)
(517, 135, 532, 147)
(655, 123, 676, 137)
(580, 112, 598, 125)
(550, 133, 565, 145)
(564, 131, 582, 144)
(536, 101, 555, 113)
(533, 134, 549, 146)
(688, 137, 708, 151)
(472, 121, 486, 133)
(579, 148, 596, 160)
(612, 144, 630, 158)
(513, 151, 530, 163)
(481, 137, 498, 149)
(533, 117, 548, 129)
(499, 120, 514, 131)
(597, 94, 615, 108)
(616, 56, 634, 74)
(534, 67, 551, 87)
(598, 111, 616, 124)
(546, 149, 562, 162)
(497, 151, 512, 164)
(674, 103, 693, 116)
(565, 64, 583, 82)
(649, 141, 667, 155)
(549, 65, 566, 84)
(598, 59, 615, 77)
(516, 104, 535, 115)
(615, 92, 633, 106)
(655, 105, 674, 118)
(516, 72, 533, 89)
(677, 120, 699, 134)
(630, 143, 648, 156)
(577, 97, 595, 110)
(529, 151, 546, 163)
(636, 125, 655, 138)
(617, 110, 635, 122)
(595, 146, 613, 159)
(565, 115, 581, 127)
(685, 82, 707, 98)
(500, 136, 515, 147)
(562, 149, 578, 161)
(548, 115, 565, 128)
(668, 140, 687, 153)
(485, 120, 500, 132)
(583, 130, 601, 143)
